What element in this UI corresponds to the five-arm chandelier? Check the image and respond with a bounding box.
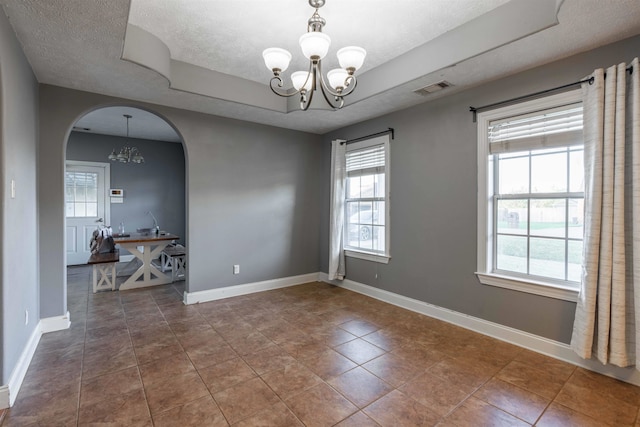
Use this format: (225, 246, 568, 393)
(262, 0, 366, 110)
(108, 114, 145, 164)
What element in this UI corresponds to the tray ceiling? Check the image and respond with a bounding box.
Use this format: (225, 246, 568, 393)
(2, 0, 640, 138)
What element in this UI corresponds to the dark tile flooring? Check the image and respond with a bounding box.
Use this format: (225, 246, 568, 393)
(3, 265, 640, 426)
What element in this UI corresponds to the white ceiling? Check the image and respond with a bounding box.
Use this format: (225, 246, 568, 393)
(2, 0, 640, 140)
(128, 0, 510, 84)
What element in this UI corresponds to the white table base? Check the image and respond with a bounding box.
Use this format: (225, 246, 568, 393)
(118, 240, 173, 290)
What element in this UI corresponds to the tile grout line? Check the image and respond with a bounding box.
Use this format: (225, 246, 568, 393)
(202, 302, 313, 425)
(136, 292, 164, 426)
(74, 269, 92, 427)
(530, 364, 578, 426)
(184, 308, 236, 426)
(13, 272, 638, 426)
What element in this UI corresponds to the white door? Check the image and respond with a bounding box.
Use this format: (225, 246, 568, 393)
(65, 162, 110, 265)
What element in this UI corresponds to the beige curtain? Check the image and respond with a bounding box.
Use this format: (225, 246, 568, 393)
(328, 140, 346, 281)
(571, 58, 639, 368)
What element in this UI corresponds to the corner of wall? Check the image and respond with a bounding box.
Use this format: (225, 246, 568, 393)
(0, 312, 70, 409)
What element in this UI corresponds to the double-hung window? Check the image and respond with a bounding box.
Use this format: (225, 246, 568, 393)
(476, 91, 583, 301)
(344, 135, 391, 263)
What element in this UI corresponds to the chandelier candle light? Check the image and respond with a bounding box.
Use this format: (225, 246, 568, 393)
(262, 0, 366, 110)
(108, 114, 145, 164)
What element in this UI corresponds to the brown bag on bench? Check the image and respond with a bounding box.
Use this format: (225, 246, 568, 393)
(90, 228, 116, 254)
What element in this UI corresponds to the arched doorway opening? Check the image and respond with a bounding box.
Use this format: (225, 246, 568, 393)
(64, 105, 186, 306)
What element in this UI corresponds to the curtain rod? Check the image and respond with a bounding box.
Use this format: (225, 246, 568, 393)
(341, 128, 394, 145)
(469, 65, 634, 122)
(468, 78, 592, 122)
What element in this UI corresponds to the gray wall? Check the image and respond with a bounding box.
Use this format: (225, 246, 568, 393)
(0, 10, 39, 383)
(39, 87, 323, 318)
(66, 131, 186, 248)
(321, 34, 640, 344)
(11, 11, 637, 398)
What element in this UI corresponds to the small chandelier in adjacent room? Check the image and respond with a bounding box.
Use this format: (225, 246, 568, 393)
(262, 0, 366, 110)
(108, 114, 145, 164)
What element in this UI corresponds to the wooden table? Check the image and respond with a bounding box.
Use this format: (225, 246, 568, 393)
(113, 232, 179, 290)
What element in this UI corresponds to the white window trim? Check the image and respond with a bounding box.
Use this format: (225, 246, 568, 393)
(476, 90, 582, 302)
(345, 250, 390, 264)
(344, 135, 391, 264)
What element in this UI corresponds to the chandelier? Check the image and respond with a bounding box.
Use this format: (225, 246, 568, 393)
(108, 114, 144, 164)
(262, 0, 366, 110)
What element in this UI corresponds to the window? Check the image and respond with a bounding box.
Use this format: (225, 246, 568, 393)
(344, 135, 390, 263)
(65, 171, 99, 217)
(476, 91, 583, 301)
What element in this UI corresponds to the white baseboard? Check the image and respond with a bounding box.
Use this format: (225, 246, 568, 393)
(183, 272, 320, 305)
(0, 385, 8, 410)
(0, 311, 72, 409)
(3, 323, 42, 408)
(140, 267, 640, 386)
(319, 272, 640, 387)
(40, 311, 71, 333)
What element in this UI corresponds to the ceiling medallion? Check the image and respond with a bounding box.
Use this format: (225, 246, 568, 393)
(262, 0, 366, 110)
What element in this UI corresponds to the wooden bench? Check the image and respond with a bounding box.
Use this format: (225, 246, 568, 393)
(88, 250, 120, 293)
(159, 246, 186, 282)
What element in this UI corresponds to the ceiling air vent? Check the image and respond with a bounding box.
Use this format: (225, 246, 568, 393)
(414, 81, 453, 96)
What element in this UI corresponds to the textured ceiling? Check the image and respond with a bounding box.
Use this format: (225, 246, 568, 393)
(129, 0, 510, 84)
(2, 0, 640, 139)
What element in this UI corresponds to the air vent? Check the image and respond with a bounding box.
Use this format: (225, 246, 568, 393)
(414, 81, 453, 96)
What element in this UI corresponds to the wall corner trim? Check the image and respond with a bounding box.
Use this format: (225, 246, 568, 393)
(0, 385, 8, 410)
(318, 273, 640, 387)
(1, 312, 72, 409)
(40, 311, 71, 334)
(183, 272, 321, 305)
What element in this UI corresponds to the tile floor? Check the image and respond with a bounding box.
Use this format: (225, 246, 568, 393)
(3, 265, 640, 426)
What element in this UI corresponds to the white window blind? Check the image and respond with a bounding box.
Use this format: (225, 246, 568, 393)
(488, 104, 583, 154)
(346, 144, 385, 177)
(343, 134, 391, 262)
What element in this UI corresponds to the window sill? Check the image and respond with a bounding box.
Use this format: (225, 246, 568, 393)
(475, 272, 578, 302)
(345, 250, 390, 264)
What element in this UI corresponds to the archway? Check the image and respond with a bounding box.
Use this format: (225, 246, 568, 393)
(64, 105, 187, 306)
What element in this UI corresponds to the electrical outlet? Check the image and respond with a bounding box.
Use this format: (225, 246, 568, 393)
(25, 309, 28, 325)
(233, 264, 240, 274)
